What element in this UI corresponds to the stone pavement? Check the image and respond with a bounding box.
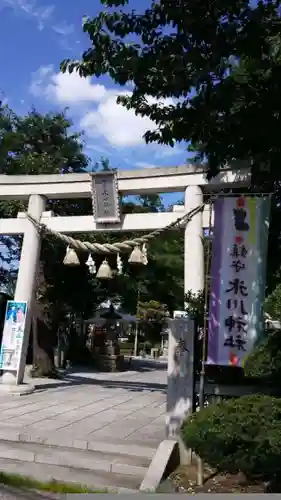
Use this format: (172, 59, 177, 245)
(0, 359, 167, 444)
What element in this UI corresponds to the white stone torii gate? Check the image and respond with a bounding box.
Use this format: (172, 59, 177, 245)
(0, 164, 249, 389)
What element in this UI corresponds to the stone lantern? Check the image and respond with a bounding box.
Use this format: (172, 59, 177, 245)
(98, 304, 124, 371)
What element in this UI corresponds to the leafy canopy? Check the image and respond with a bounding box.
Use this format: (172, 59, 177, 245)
(0, 104, 88, 176)
(0, 104, 90, 293)
(61, 0, 281, 183)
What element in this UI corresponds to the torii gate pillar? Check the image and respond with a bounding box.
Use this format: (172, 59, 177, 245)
(1, 194, 46, 388)
(165, 186, 204, 439)
(184, 185, 204, 299)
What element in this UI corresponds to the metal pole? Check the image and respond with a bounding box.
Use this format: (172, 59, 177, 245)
(197, 197, 213, 486)
(133, 322, 139, 357)
(134, 282, 141, 357)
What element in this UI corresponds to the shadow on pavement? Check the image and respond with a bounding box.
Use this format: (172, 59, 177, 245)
(33, 359, 167, 395)
(34, 375, 167, 394)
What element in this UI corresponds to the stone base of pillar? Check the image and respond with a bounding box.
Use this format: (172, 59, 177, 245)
(160, 347, 169, 358)
(0, 371, 35, 395)
(94, 354, 125, 372)
(0, 382, 35, 395)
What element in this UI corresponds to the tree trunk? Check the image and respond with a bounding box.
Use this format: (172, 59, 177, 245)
(30, 315, 58, 378)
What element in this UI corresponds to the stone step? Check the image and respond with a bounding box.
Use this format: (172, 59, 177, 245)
(0, 427, 158, 459)
(0, 457, 139, 492)
(0, 438, 156, 491)
(0, 439, 150, 473)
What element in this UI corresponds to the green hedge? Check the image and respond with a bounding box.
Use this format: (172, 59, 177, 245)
(243, 329, 281, 385)
(181, 394, 281, 482)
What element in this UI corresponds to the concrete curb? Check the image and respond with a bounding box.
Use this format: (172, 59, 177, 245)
(139, 439, 180, 492)
(0, 430, 157, 459)
(0, 440, 151, 477)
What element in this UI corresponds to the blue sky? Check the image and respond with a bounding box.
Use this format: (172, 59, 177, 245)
(0, 0, 188, 194)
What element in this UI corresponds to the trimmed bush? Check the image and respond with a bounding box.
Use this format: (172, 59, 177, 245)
(181, 394, 281, 482)
(243, 330, 281, 385)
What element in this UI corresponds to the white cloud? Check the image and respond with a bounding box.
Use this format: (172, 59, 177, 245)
(52, 21, 74, 35)
(50, 73, 107, 103)
(29, 67, 174, 148)
(80, 95, 157, 147)
(35, 4, 54, 30)
(155, 145, 184, 158)
(134, 162, 160, 169)
(0, 0, 54, 30)
(29, 65, 53, 97)
(86, 144, 112, 156)
(0, 0, 75, 41)
(30, 66, 107, 103)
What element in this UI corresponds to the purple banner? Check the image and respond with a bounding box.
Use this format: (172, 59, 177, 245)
(207, 196, 270, 367)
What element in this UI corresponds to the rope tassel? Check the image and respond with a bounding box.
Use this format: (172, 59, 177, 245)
(117, 253, 123, 274)
(142, 244, 148, 265)
(86, 254, 96, 274)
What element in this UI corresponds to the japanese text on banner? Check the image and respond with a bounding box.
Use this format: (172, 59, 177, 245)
(224, 197, 250, 366)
